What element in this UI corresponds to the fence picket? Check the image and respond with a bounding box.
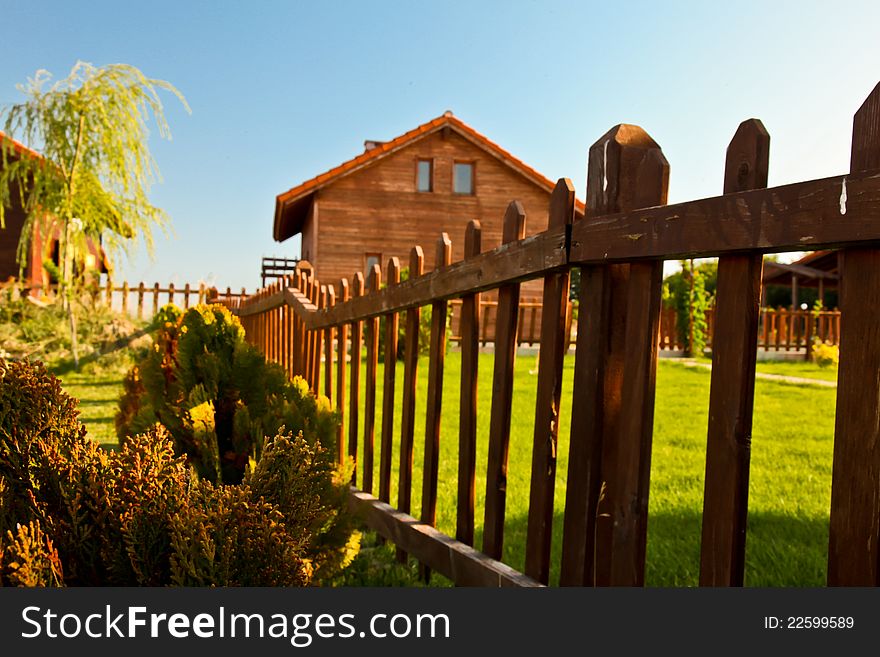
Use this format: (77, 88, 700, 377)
(363, 265, 381, 494)
(483, 203, 526, 561)
(349, 272, 365, 485)
(380, 259, 400, 504)
(337, 278, 350, 465)
(828, 81, 880, 585)
(398, 247, 424, 561)
(700, 118, 769, 586)
(325, 285, 335, 400)
(525, 179, 575, 584)
(456, 222, 482, 547)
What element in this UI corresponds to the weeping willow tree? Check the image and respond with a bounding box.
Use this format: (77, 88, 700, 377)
(0, 61, 189, 367)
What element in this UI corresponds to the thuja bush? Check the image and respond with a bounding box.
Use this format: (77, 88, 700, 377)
(0, 359, 358, 586)
(116, 303, 337, 485)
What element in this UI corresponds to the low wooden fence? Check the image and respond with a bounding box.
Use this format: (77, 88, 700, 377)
(225, 79, 880, 587)
(658, 307, 842, 353)
(5, 280, 247, 318)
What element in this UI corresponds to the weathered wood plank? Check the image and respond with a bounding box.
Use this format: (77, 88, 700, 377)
(363, 266, 381, 495)
(482, 202, 527, 560)
(700, 118, 769, 586)
(348, 488, 543, 588)
(379, 258, 400, 504)
(348, 273, 365, 485)
(456, 220, 482, 547)
(525, 179, 576, 584)
(828, 82, 880, 586)
(336, 278, 350, 465)
(569, 168, 880, 264)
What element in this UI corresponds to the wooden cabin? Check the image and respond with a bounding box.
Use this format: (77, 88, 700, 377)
(1, 133, 106, 292)
(273, 112, 584, 297)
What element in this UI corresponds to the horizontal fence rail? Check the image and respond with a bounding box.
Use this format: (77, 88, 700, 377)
(222, 79, 880, 588)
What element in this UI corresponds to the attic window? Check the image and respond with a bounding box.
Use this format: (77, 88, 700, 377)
(416, 159, 433, 192)
(453, 162, 474, 195)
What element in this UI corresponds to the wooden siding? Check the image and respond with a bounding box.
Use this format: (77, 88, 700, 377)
(309, 130, 554, 297)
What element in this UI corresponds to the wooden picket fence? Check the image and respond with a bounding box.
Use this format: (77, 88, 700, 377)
(225, 80, 880, 587)
(6, 280, 247, 318)
(448, 298, 574, 348)
(658, 307, 843, 353)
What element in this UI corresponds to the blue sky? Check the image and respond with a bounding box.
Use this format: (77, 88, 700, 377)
(2, 0, 879, 291)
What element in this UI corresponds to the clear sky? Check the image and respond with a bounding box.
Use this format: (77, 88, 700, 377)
(2, 0, 879, 292)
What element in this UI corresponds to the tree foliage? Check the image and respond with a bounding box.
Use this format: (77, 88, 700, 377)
(0, 61, 188, 265)
(0, 61, 188, 367)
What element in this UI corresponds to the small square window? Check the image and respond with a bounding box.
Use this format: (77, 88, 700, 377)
(416, 159, 433, 192)
(365, 253, 382, 276)
(454, 162, 474, 195)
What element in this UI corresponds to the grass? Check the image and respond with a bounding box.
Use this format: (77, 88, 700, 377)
(343, 351, 836, 587)
(46, 335, 838, 587)
(60, 364, 129, 447)
(754, 359, 839, 382)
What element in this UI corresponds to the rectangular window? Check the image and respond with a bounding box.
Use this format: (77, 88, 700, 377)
(365, 253, 382, 276)
(453, 162, 474, 195)
(416, 159, 433, 192)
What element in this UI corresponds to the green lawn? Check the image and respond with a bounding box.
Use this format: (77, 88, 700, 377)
(59, 349, 838, 587)
(60, 367, 127, 446)
(754, 359, 839, 382)
(344, 352, 836, 587)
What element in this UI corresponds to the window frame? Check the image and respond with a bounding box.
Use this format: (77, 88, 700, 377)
(416, 158, 434, 193)
(364, 252, 383, 276)
(453, 160, 476, 195)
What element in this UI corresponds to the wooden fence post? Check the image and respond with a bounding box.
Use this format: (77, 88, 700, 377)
(315, 284, 326, 388)
(153, 283, 160, 316)
(828, 81, 880, 585)
(420, 232, 452, 580)
(456, 222, 481, 547)
(483, 203, 526, 561)
(137, 282, 145, 320)
(560, 124, 668, 586)
(699, 118, 769, 586)
(325, 285, 336, 401)
(398, 246, 424, 561)
(363, 265, 381, 494)
(349, 272, 365, 484)
(525, 179, 576, 584)
(184, 283, 191, 309)
(336, 278, 350, 465)
(122, 281, 129, 315)
(379, 258, 400, 504)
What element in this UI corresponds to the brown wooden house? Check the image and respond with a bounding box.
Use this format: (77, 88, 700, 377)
(1, 132, 106, 292)
(272, 112, 584, 297)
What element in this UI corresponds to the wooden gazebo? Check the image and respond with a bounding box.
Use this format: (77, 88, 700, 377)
(761, 250, 839, 309)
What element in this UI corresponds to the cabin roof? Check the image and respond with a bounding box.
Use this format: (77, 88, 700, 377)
(273, 112, 585, 242)
(0, 132, 43, 161)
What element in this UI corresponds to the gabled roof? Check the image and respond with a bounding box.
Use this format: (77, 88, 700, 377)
(273, 112, 585, 242)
